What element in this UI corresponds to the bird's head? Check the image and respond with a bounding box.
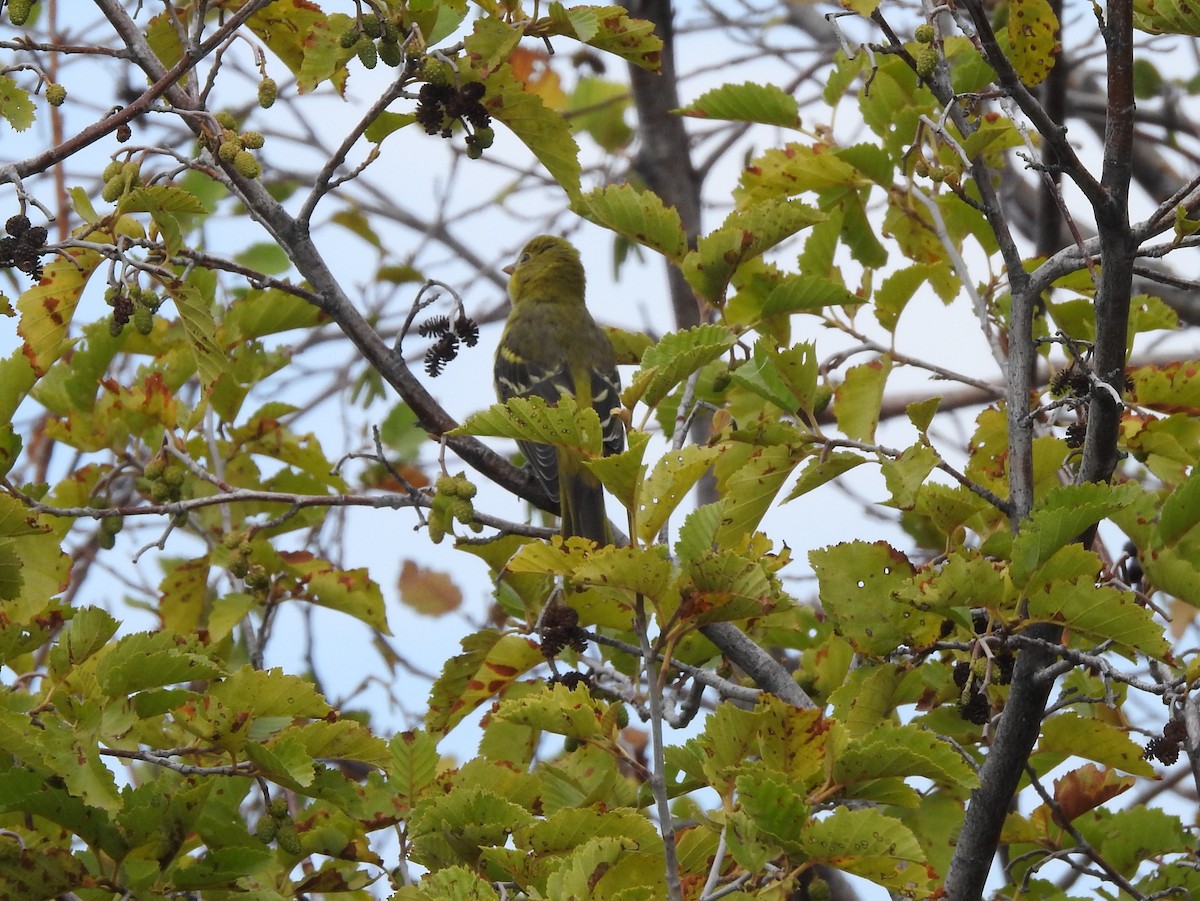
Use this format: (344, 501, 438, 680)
(505, 235, 586, 306)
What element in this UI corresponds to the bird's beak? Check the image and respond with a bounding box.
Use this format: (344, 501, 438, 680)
(502, 263, 515, 275)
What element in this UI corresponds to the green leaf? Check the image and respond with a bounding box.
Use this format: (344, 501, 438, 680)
(0, 846, 90, 898)
(1135, 0, 1200, 34)
(0, 350, 38, 437)
(573, 543, 675, 599)
(0, 495, 71, 617)
(734, 142, 864, 206)
(834, 356, 892, 443)
(621, 324, 736, 410)
(95, 631, 223, 696)
(875, 264, 933, 330)
(47, 606, 119, 678)
(244, 736, 316, 788)
(677, 82, 800, 127)
(453, 395, 603, 456)
(545, 3, 663, 71)
(494, 682, 608, 739)
(0, 74, 36, 131)
(586, 428, 650, 512)
(544, 835, 656, 898)
(364, 110, 416, 143)
(209, 665, 331, 720)
(835, 724, 980, 791)
(783, 451, 866, 502)
(281, 718, 391, 768)
(409, 788, 535, 870)
(1081, 807, 1189, 876)
(1010, 483, 1140, 586)
(675, 502, 724, 563)
(484, 64, 582, 199)
(1130, 360, 1200, 411)
(680, 546, 783, 624)
(836, 185, 891, 268)
(736, 764, 810, 854)
(160, 273, 228, 390)
(514, 806, 659, 857)
(566, 76, 634, 151)
(233, 242, 291, 276)
(798, 807, 931, 894)
(1024, 550, 1170, 660)
(505, 537, 593, 578)
(390, 729, 440, 810)
(687, 697, 828, 792)
(836, 142, 895, 184)
(907, 396, 941, 433)
(715, 443, 805, 547)
(881, 444, 940, 510)
(636, 445, 724, 542)
(392, 866, 500, 900)
(465, 15, 524, 77)
(760, 274, 861, 317)
(573, 184, 688, 262)
(1141, 543, 1200, 607)
(828, 664, 907, 736)
(1157, 467, 1200, 545)
(410, 0, 470, 44)
(250, 3, 349, 94)
(912, 550, 1010, 613)
(728, 341, 803, 413)
(682, 198, 825, 304)
(224, 287, 324, 341)
(1035, 713, 1156, 777)
(811, 541, 941, 656)
(119, 185, 208, 257)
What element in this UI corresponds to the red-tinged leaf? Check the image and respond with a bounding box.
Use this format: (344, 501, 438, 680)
(1049, 764, 1134, 823)
(398, 560, 463, 616)
(1134, 0, 1200, 35)
(17, 248, 102, 375)
(1129, 360, 1200, 414)
(426, 630, 546, 735)
(544, 3, 663, 71)
(735, 142, 864, 206)
(677, 82, 799, 127)
(283, 556, 390, 634)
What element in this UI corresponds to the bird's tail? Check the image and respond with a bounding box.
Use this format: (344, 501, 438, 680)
(559, 459, 610, 544)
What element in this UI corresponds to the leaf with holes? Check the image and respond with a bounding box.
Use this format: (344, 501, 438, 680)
(811, 540, 941, 656)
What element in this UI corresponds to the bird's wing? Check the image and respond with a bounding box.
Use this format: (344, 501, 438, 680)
(591, 364, 624, 458)
(495, 352, 573, 504)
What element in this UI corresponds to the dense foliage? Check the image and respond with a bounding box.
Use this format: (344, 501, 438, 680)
(3, 1, 1200, 899)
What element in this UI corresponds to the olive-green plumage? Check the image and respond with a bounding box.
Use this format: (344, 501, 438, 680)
(495, 235, 623, 542)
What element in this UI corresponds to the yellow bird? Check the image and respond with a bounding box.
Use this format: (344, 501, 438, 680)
(494, 235, 623, 542)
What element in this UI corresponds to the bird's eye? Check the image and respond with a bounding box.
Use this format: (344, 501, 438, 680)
(520, 253, 531, 264)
